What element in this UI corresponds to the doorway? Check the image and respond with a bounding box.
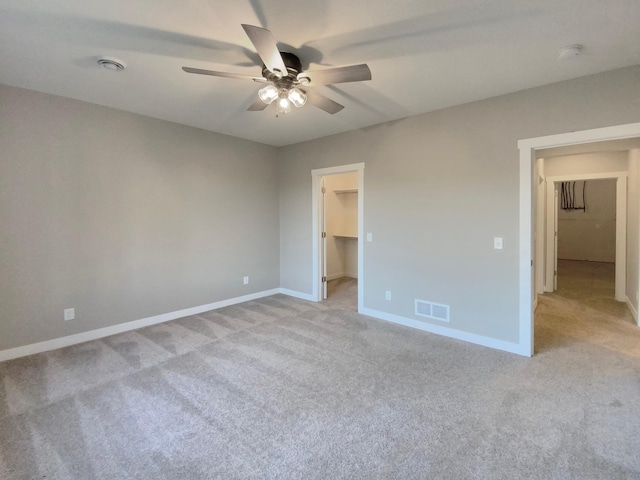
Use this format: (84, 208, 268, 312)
(556, 179, 617, 299)
(311, 163, 364, 311)
(321, 172, 358, 306)
(518, 122, 640, 357)
(542, 174, 626, 300)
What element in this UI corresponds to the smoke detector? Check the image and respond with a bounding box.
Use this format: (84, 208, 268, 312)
(558, 45, 583, 60)
(97, 57, 126, 71)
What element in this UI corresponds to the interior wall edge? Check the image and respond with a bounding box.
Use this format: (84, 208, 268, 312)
(277, 288, 316, 302)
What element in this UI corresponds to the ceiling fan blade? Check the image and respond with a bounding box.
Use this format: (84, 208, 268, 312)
(300, 64, 371, 86)
(305, 90, 344, 114)
(241, 24, 287, 76)
(247, 98, 269, 111)
(182, 66, 266, 82)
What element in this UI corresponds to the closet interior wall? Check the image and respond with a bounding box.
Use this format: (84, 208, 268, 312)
(324, 172, 358, 281)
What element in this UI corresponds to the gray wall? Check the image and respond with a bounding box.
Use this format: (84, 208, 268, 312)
(278, 65, 640, 344)
(4, 65, 640, 354)
(627, 149, 640, 317)
(0, 85, 280, 350)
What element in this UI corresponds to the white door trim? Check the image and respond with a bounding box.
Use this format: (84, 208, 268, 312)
(616, 176, 628, 301)
(547, 172, 628, 181)
(535, 158, 546, 296)
(311, 163, 365, 310)
(321, 178, 327, 299)
(518, 122, 640, 357)
(544, 181, 557, 292)
(544, 172, 628, 300)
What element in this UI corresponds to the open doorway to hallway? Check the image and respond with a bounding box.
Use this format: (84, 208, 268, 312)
(537, 173, 634, 354)
(530, 139, 640, 354)
(539, 155, 628, 300)
(518, 123, 640, 356)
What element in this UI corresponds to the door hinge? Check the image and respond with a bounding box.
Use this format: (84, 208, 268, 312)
(321, 186, 326, 194)
(322, 276, 327, 283)
(531, 260, 533, 267)
(322, 232, 326, 238)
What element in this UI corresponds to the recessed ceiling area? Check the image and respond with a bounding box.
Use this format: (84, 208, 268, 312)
(1, 0, 639, 147)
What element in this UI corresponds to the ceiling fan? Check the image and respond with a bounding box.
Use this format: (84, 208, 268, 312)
(182, 24, 372, 116)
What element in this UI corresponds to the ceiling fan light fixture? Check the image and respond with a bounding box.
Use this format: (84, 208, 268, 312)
(258, 84, 278, 104)
(288, 87, 307, 108)
(276, 90, 292, 116)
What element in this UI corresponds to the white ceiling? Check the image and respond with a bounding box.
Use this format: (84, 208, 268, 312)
(2, 0, 640, 147)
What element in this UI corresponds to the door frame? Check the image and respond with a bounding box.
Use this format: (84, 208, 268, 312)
(535, 158, 546, 297)
(544, 173, 627, 299)
(311, 163, 365, 310)
(518, 122, 640, 357)
(320, 177, 327, 299)
(542, 181, 559, 292)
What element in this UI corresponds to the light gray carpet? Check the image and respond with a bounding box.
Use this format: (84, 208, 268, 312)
(326, 277, 358, 310)
(1, 269, 640, 479)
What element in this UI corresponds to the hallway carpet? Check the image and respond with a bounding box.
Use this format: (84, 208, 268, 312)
(1, 268, 639, 479)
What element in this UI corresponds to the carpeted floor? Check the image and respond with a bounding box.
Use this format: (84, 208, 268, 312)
(326, 276, 358, 310)
(1, 268, 639, 479)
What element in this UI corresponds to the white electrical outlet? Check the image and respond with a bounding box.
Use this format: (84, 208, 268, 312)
(385, 290, 391, 301)
(366, 232, 373, 242)
(243, 276, 249, 285)
(64, 308, 75, 321)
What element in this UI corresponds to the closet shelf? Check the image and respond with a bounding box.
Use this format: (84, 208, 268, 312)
(333, 234, 358, 239)
(333, 188, 358, 194)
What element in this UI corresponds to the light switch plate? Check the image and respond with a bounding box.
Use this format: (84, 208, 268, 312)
(494, 237, 503, 250)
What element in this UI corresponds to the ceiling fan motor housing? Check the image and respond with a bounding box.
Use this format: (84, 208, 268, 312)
(262, 52, 302, 88)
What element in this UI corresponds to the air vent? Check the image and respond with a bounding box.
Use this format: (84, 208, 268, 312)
(415, 299, 450, 322)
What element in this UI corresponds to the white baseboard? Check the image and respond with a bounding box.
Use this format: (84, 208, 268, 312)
(359, 307, 528, 356)
(625, 296, 638, 324)
(1, 288, 530, 362)
(278, 288, 317, 302)
(0, 289, 280, 363)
